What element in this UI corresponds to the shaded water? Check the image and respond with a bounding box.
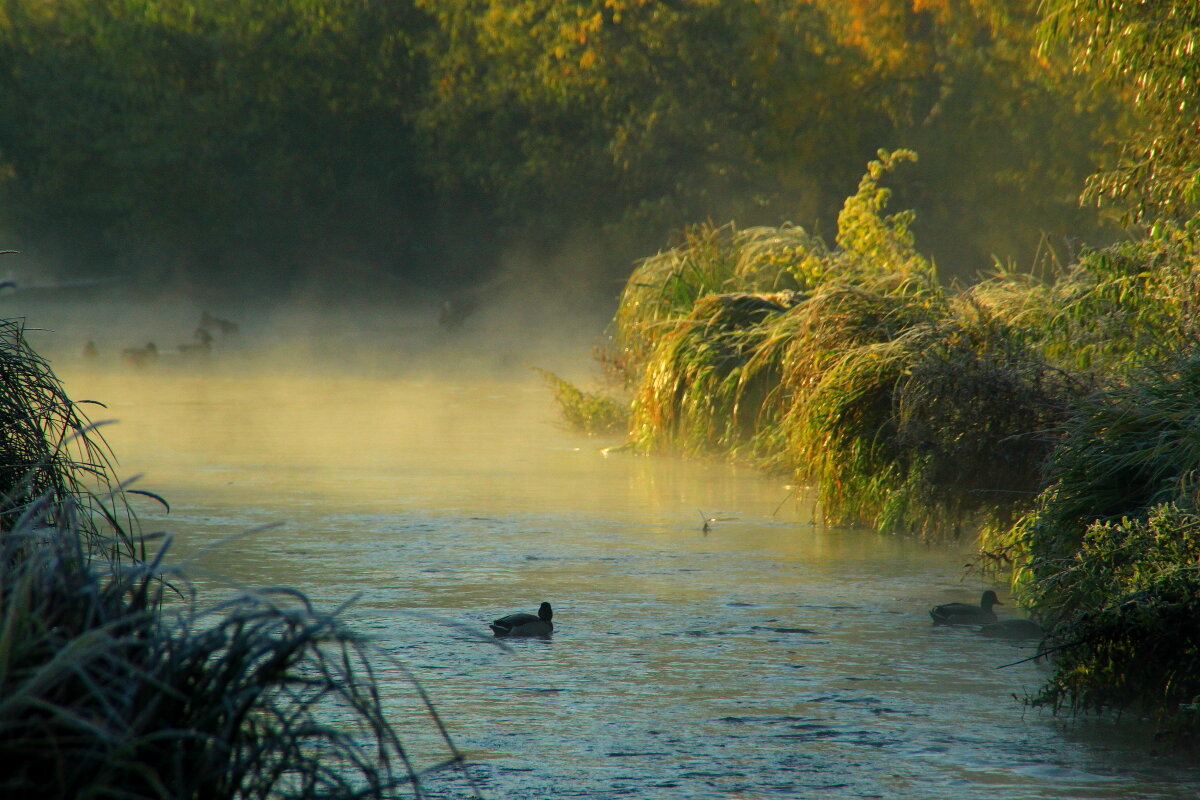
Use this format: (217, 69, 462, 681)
(54, 353, 1200, 800)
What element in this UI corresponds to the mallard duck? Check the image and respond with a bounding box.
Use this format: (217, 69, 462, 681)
(490, 602, 553, 637)
(930, 590, 1002, 625)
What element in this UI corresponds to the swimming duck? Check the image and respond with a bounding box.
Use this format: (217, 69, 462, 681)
(490, 602, 553, 637)
(930, 590, 1002, 625)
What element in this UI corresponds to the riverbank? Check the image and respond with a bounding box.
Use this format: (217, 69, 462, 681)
(569, 151, 1200, 738)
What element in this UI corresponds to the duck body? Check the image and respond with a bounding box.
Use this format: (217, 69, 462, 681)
(930, 590, 1002, 625)
(490, 601, 553, 637)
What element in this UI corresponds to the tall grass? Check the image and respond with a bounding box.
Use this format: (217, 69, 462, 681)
(535, 367, 628, 435)
(612, 221, 828, 375)
(615, 149, 1066, 535)
(0, 319, 138, 560)
(0, 318, 476, 798)
(784, 298, 1069, 535)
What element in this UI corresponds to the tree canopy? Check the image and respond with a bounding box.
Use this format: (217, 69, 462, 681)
(0, 1, 1140, 293)
(1039, 0, 1200, 223)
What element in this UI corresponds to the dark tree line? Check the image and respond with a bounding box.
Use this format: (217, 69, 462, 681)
(0, 1, 1144, 297)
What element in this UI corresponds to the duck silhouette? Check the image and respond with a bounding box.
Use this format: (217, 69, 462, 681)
(930, 590, 1002, 625)
(490, 602, 553, 637)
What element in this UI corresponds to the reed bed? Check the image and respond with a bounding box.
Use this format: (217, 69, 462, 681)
(619, 149, 1065, 534)
(585, 152, 1200, 735)
(0, 318, 475, 798)
(783, 299, 1069, 536)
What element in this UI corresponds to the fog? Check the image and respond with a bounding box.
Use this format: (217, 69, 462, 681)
(5, 256, 621, 388)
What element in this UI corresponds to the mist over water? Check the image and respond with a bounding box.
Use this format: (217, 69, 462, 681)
(10, 289, 1200, 799)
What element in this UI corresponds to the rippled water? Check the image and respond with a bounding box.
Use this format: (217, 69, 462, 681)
(56, 355, 1200, 800)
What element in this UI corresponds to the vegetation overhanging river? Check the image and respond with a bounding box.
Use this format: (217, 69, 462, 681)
(43, 324, 1200, 800)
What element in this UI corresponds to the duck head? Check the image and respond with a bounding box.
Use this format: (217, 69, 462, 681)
(538, 602, 553, 622)
(981, 590, 1002, 610)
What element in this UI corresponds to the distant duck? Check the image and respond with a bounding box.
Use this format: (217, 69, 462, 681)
(121, 342, 159, 368)
(930, 590, 1002, 625)
(490, 602, 553, 637)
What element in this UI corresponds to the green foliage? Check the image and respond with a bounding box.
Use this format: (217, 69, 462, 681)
(0, 0, 429, 277)
(0, 318, 136, 559)
(834, 149, 922, 270)
(613, 151, 1067, 535)
(998, 352, 1200, 584)
(535, 368, 628, 436)
(1040, 0, 1200, 221)
(979, 350, 1200, 734)
(414, 0, 878, 248)
(0, 0, 1114, 283)
(787, 299, 1066, 535)
(1022, 505, 1200, 733)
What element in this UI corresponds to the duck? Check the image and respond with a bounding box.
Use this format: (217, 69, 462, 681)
(930, 590, 1002, 625)
(490, 602, 553, 637)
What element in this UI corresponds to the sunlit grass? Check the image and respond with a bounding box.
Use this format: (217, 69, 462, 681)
(535, 367, 628, 436)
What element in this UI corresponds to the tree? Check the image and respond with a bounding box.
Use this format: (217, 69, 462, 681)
(1039, 0, 1200, 223)
(0, 0, 430, 287)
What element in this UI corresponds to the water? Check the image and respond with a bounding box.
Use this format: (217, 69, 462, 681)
(54, 350, 1200, 800)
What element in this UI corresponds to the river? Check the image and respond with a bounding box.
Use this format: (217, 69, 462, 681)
(34, 305, 1200, 800)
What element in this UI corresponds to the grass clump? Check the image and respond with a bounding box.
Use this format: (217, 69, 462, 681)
(535, 367, 628, 435)
(0, 519, 467, 799)
(612, 149, 1066, 535)
(612, 221, 829, 376)
(0, 319, 475, 798)
(786, 299, 1069, 535)
(627, 290, 803, 457)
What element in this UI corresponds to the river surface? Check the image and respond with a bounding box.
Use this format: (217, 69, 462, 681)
(45, 329, 1200, 800)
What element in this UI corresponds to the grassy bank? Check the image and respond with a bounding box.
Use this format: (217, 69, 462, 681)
(0, 319, 474, 797)
(567, 151, 1200, 737)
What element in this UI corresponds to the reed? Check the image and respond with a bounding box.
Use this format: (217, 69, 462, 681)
(627, 289, 802, 456)
(780, 293, 1068, 535)
(619, 149, 1065, 535)
(0, 512, 470, 798)
(0, 319, 138, 560)
(612, 221, 827, 375)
